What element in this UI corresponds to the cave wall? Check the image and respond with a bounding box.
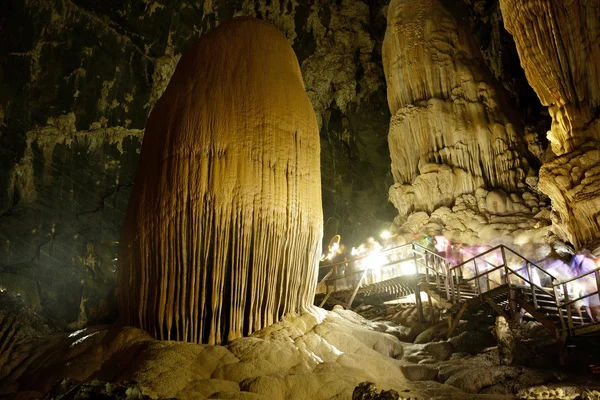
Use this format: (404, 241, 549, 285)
(500, 0, 600, 252)
(382, 0, 551, 249)
(0, 0, 395, 326)
(0, 0, 551, 326)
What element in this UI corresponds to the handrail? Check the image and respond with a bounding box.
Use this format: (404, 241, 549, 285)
(316, 268, 334, 287)
(504, 264, 556, 297)
(449, 245, 503, 272)
(317, 241, 600, 336)
(411, 243, 454, 264)
(503, 246, 557, 281)
(319, 243, 414, 269)
(454, 262, 554, 298)
(322, 257, 418, 282)
(459, 263, 505, 285)
(555, 266, 600, 285)
(450, 244, 557, 282)
(319, 241, 453, 270)
(563, 290, 600, 308)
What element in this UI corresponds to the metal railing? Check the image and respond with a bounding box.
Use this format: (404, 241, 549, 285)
(554, 267, 600, 333)
(447, 245, 556, 304)
(316, 242, 451, 309)
(447, 245, 600, 335)
(316, 242, 600, 335)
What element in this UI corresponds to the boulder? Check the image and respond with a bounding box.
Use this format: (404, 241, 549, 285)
(400, 365, 439, 382)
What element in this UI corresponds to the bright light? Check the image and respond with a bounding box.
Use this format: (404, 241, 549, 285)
(531, 268, 541, 286)
(351, 244, 367, 257)
(68, 328, 87, 338)
(362, 252, 388, 271)
(380, 230, 392, 239)
(400, 260, 417, 275)
(70, 331, 99, 348)
(321, 235, 342, 262)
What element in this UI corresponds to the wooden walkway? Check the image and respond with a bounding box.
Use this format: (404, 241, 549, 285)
(315, 243, 600, 345)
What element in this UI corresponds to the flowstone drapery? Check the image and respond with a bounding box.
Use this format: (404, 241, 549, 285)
(381, 0, 541, 246)
(118, 17, 323, 345)
(500, 0, 600, 251)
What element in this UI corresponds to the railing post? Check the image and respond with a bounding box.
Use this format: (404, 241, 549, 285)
(428, 292, 435, 323)
(595, 270, 600, 308)
(334, 265, 338, 292)
(413, 244, 419, 275)
(444, 261, 451, 301)
(455, 268, 462, 303)
(415, 284, 425, 323)
(554, 284, 567, 334)
(527, 262, 537, 309)
(473, 259, 481, 295)
(347, 268, 368, 310)
(563, 283, 573, 333)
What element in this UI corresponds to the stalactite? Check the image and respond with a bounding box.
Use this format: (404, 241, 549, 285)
(118, 17, 323, 345)
(500, 0, 600, 250)
(382, 0, 535, 229)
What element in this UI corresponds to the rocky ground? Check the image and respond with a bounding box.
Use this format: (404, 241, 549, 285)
(1, 291, 600, 399)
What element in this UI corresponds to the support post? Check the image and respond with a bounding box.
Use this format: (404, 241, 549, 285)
(527, 262, 537, 309)
(444, 262, 451, 301)
(557, 331, 568, 365)
(595, 270, 600, 309)
(554, 285, 567, 334)
(473, 259, 481, 295)
(427, 291, 435, 323)
(447, 301, 468, 338)
(347, 268, 368, 310)
(415, 284, 425, 323)
(563, 283, 573, 333)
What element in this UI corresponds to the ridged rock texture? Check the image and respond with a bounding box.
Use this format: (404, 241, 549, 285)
(500, 0, 600, 251)
(0, 1, 398, 326)
(382, 0, 545, 246)
(118, 18, 323, 345)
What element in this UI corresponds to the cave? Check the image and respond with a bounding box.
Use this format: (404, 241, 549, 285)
(1, 0, 600, 399)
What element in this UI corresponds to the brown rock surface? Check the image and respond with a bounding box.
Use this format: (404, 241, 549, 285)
(1, 309, 422, 400)
(382, 0, 544, 246)
(118, 18, 323, 345)
(500, 0, 600, 250)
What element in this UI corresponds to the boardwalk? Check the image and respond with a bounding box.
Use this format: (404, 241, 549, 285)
(315, 243, 600, 346)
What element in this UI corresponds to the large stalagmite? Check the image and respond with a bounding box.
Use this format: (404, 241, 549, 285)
(118, 18, 323, 345)
(382, 0, 542, 245)
(500, 0, 600, 251)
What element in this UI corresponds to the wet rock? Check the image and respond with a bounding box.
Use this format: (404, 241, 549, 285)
(517, 385, 581, 400)
(448, 329, 496, 355)
(582, 390, 600, 400)
(383, 325, 414, 343)
(40, 378, 162, 400)
(423, 342, 454, 362)
(413, 321, 448, 344)
(352, 382, 417, 400)
(443, 366, 520, 394)
(400, 365, 439, 382)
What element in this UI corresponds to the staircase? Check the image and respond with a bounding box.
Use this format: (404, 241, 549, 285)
(314, 242, 449, 309)
(316, 242, 600, 340)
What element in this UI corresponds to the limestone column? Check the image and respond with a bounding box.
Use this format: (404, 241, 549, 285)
(118, 17, 323, 345)
(500, 0, 600, 249)
(382, 0, 537, 245)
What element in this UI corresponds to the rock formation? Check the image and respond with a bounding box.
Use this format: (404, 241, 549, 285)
(382, 0, 545, 246)
(499, 0, 600, 251)
(118, 18, 323, 345)
(0, 1, 395, 325)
